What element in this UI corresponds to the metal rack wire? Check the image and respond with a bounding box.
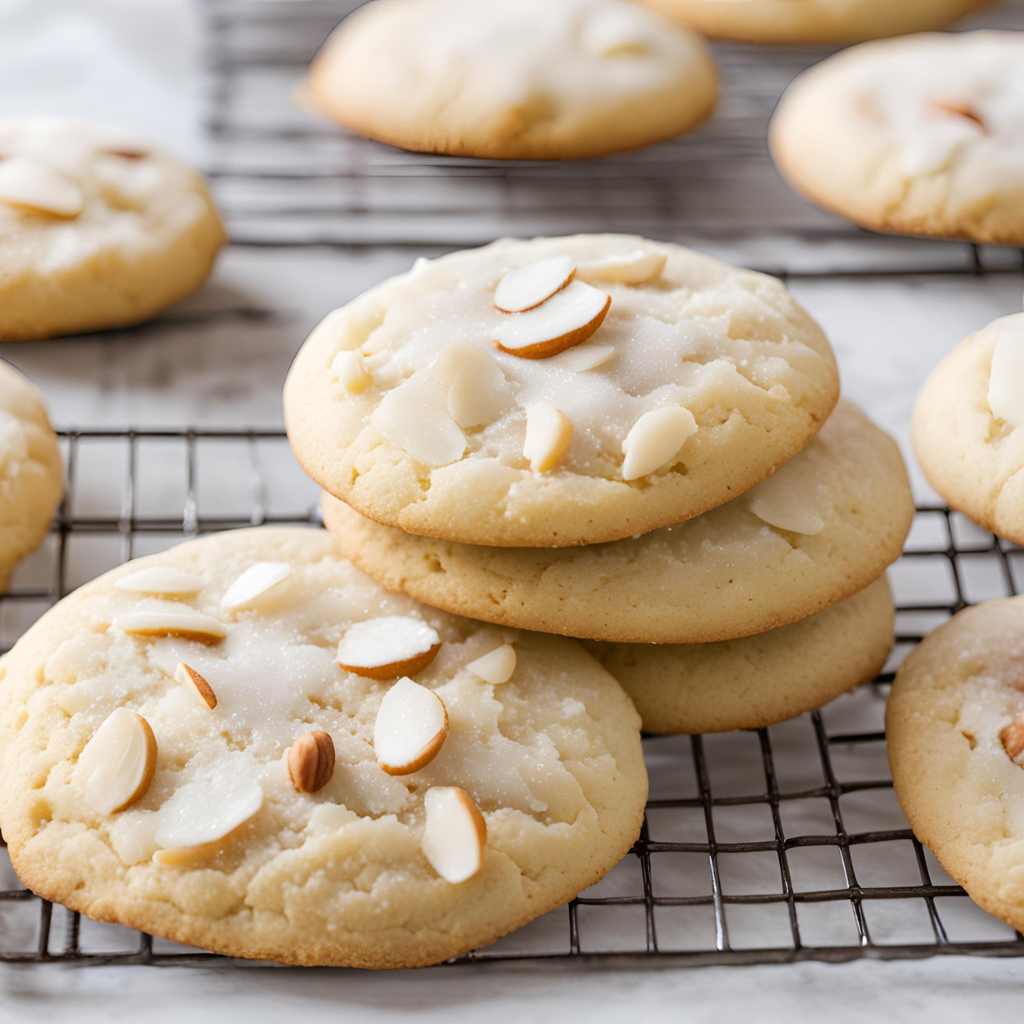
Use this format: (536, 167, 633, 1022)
(2, 0, 1024, 970)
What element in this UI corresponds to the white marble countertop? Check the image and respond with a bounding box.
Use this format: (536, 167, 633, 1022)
(3, 0, 1024, 1019)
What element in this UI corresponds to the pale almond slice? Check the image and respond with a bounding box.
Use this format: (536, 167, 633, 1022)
(287, 730, 336, 792)
(438, 343, 510, 428)
(421, 786, 487, 884)
(0, 157, 83, 217)
(465, 644, 517, 685)
(576, 251, 666, 285)
(113, 609, 227, 643)
(523, 404, 573, 473)
(114, 567, 204, 597)
(373, 677, 448, 775)
(547, 344, 616, 373)
(153, 772, 263, 854)
(174, 662, 217, 710)
(988, 320, 1024, 430)
(372, 369, 466, 466)
(75, 707, 158, 815)
(747, 462, 825, 536)
(337, 616, 442, 679)
(494, 257, 576, 314)
(621, 407, 698, 481)
(330, 350, 372, 394)
(221, 561, 293, 611)
(494, 281, 610, 360)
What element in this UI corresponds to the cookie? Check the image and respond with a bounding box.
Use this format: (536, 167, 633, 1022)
(887, 597, 1024, 935)
(306, 0, 718, 160)
(638, 0, 993, 45)
(0, 361, 63, 587)
(0, 527, 646, 968)
(770, 32, 1024, 245)
(285, 234, 840, 548)
(912, 310, 1024, 545)
(587, 576, 894, 734)
(322, 401, 913, 643)
(0, 119, 227, 341)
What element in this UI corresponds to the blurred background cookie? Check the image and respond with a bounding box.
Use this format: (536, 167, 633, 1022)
(770, 31, 1024, 245)
(0, 361, 62, 588)
(637, 0, 994, 44)
(305, 0, 718, 159)
(0, 119, 226, 340)
(912, 308, 1024, 544)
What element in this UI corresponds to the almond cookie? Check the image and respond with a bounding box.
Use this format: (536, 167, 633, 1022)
(322, 402, 913, 643)
(887, 597, 1024, 935)
(588, 576, 894, 734)
(770, 32, 1024, 245)
(306, 0, 718, 160)
(912, 310, 1024, 545)
(0, 361, 63, 587)
(638, 0, 993, 45)
(0, 119, 227, 340)
(0, 528, 646, 968)
(285, 234, 840, 548)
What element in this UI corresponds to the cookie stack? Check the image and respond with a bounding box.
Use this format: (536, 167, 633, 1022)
(285, 233, 916, 734)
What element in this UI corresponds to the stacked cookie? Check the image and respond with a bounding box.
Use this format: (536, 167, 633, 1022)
(285, 233, 915, 734)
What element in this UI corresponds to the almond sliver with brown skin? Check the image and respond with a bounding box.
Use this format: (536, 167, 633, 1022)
(494, 281, 610, 360)
(373, 678, 448, 775)
(76, 707, 158, 815)
(494, 256, 575, 313)
(113, 608, 227, 643)
(338, 616, 442, 679)
(421, 786, 487, 884)
(175, 662, 217, 709)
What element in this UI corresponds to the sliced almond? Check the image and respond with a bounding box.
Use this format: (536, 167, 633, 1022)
(494, 256, 576, 313)
(287, 730, 336, 792)
(221, 562, 293, 611)
(113, 609, 227, 643)
(421, 786, 487, 884)
(547, 344, 616, 373)
(372, 369, 466, 466)
(373, 677, 448, 775)
(338, 616, 442, 679)
(930, 98, 986, 132)
(115, 567, 203, 597)
(0, 157, 83, 217)
(465, 644, 516, 685)
(153, 771, 263, 853)
(621, 406, 698, 481)
(75, 707, 157, 815)
(747, 463, 825, 536)
(438, 342, 510, 428)
(523, 404, 573, 473)
(1001, 717, 1024, 761)
(494, 281, 610, 360)
(576, 251, 666, 285)
(331, 350, 372, 394)
(174, 662, 217, 710)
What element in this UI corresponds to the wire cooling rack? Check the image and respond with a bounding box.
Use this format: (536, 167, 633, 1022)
(3, 0, 1024, 971)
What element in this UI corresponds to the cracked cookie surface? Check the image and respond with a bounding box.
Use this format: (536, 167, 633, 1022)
(0, 118, 226, 340)
(912, 311, 1024, 545)
(306, 0, 718, 159)
(322, 402, 912, 643)
(770, 32, 1024, 244)
(285, 234, 840, 548)
(0, 527, 646, 967)
(887, 597, 1024, 933)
